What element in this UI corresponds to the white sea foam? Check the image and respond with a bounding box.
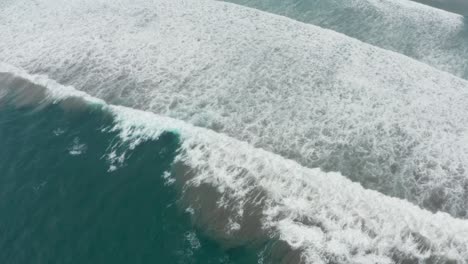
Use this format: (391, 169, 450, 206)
(68, 137, 87, 156)
(2, 0, 468, 217)
(113, 106, 468, 263)
(2, 63, 468, 263)
(222, 0, 468, 79)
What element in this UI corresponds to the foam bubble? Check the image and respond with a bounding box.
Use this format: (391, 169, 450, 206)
(68, 137, 87, 156)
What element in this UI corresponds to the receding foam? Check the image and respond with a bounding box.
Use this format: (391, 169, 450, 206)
(2, 0, 468, 217)
(2, 63, 468, 264)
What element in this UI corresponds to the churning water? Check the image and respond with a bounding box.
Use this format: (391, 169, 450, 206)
(2, 0, 468, 263)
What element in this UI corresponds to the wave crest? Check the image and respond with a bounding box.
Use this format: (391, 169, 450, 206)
(3, 0, 468, 217)
(2, 63, 468, 263)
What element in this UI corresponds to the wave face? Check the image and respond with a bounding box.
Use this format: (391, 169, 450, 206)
(222, 0, 468, 79)
(3, 0, 468, 217)
(0, 76, 250, 264)
(2, 64, 468, 264)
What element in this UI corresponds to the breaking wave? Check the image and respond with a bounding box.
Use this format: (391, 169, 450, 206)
(2, 63, 468, 263)
(2, 0, 468, 217)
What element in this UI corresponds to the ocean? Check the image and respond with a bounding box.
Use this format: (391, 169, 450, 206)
(0, 76, 210, 263)
(1, 0, 468, 263)
(0, 73, 267, 263)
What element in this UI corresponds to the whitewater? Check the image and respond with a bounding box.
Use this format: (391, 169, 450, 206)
(2, 0, 468, 262)
(2, 62, 468, 263)
(2, 0, 468, 217)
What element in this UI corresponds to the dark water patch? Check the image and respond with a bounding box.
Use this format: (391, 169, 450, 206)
(411, 0, 468, 16)
(0, 70, 305, 264)
(0, 94, 252, 263)
(172, 162, 307, 264)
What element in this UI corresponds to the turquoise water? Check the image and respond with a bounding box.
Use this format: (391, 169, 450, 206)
(2, 0, 468, 262)
(0, 89, 258, 263)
